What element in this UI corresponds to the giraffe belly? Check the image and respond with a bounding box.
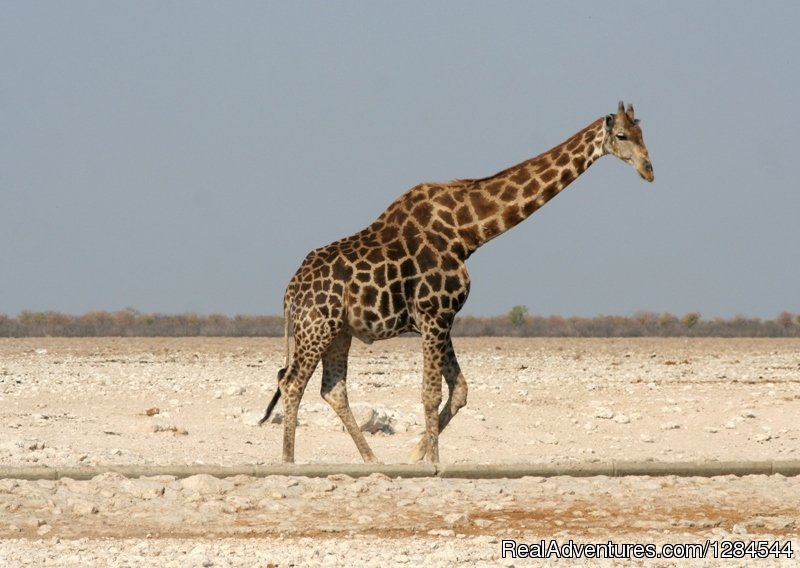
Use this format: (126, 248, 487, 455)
(345, 308, 416, 344)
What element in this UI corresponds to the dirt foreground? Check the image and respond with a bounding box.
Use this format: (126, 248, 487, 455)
(1, 337, 799, 566)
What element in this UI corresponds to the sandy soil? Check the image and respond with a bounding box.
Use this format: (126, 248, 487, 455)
(1, 337, 799, 566)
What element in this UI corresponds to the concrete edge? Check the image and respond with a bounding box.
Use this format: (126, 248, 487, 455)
(1, 460, 799, 481)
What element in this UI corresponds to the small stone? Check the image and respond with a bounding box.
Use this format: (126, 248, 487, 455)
(224, 407, 245, 418)
(72, 501, 99, 515)
(241, 411, 264, 427)
(724, 420, 737, 429)
(639, 434, 655, 443)
(226, 385, 245, 396)
(612, 414, 630, 424)
(703, 426, 719, 434)
(660, 422, 681, 430)
(145, 407, 160, 416)
(358, 408, 394, 434)
(594, 407, 615, 419)
(536, 433, 559, 445)
(752, 433, 772, 443)
(732, 523, 748, 535)
(742, 410, 756, 419)
(443, 512, 469, 526)
(188, 545, 213, 567)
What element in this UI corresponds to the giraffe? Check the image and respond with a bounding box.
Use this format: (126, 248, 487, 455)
(259, 101, 654, 464)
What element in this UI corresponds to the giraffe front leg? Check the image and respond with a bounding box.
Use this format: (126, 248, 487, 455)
(408, 336, 467, 463)
(410, 331, 445, 464)
(322, 380, 379, 464)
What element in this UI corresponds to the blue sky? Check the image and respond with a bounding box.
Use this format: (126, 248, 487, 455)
(2, 2, 798, 318)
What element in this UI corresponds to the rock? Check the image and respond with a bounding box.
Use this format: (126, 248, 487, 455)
(659, 422, 681, 430)
(703, 426, 719, 433)
(226, 385, 245, 396)
(36, 524, 51, 536)
(241, 411, 264, 427)
(180, 474, 233, 495)
(70, 500, 99, 515)
(443, 512, 469, 526)
(187, 545, 213, 567)
(224, 407, 245, 418)
(357, 407, 394, 434)
(594, 407, 615, 419)
(536, 433, 559, 445)
(639, 434, 655, 443)
(612, 414, 630, 424)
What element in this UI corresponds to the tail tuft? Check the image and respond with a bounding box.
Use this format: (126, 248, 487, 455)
(258, 368, 286, 426)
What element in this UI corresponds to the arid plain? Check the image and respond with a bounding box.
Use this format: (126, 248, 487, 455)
(1, 337, 798, 566)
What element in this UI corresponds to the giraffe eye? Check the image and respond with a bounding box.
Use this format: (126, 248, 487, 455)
(615, 132, 627, 141)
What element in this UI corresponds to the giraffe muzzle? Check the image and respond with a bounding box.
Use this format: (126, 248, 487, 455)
(639, 158, 654, 182)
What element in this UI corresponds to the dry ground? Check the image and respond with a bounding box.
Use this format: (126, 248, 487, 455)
(1, 337, 799, 566)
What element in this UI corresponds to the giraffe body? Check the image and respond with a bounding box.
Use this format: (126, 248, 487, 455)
(260, 102, 653, 463)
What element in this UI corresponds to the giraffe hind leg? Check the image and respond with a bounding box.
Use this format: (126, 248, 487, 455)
(320, 331, 379, 464)
(278, 322, 339, 463)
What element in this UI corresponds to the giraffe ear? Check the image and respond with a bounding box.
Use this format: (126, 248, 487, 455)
(604, 114, 614, 131)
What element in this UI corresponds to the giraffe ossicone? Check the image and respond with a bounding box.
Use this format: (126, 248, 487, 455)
(259, 102, 653, 464)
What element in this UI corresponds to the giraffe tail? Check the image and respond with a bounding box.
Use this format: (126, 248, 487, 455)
(258, 296, 292, 426)
(257, 372, 283, 426)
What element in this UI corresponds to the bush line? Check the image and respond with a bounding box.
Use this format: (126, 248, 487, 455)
(1, 309, 799, 338)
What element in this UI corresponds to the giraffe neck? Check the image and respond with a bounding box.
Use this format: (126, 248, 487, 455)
(455, 117, 607, 255)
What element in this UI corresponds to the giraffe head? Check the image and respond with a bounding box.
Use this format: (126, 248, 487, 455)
(603, 101, 654, 182)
